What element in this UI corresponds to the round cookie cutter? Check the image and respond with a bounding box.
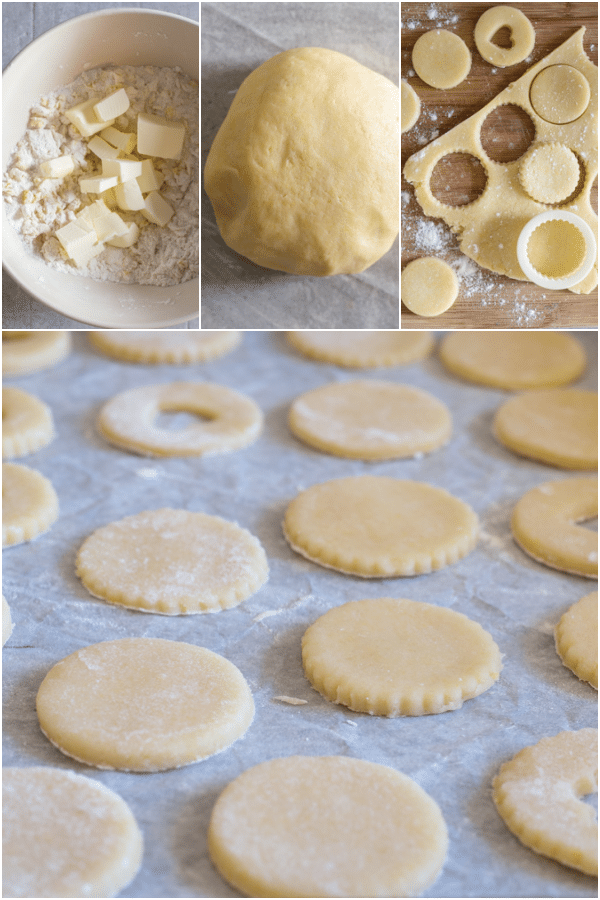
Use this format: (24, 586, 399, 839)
(517, 210, 596, 289)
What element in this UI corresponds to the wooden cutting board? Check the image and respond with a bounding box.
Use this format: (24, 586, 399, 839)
(401, 2, 598, 329)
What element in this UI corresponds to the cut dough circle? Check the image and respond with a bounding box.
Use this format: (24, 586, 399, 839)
(97, 381, 263, 457)
(493, 729, 598, 876)
(2, 331, 70, 376)
(286, 330, 435, 368)
(3, 766, 143, 898)
(283, 476, 479, 577)
(205, 47, 399, 276)
(401, 257, 459, 316)
(412, 30, 471, 89)
(2, 595, 13, 646)
(493, 389, 598, 470)
(288, 380, 451, 460)
(2, 387, 54, 460)
(555, 591, 598, 689)
(2, 462, 59, 548)
(302, 597, 502, 716)
(89, 331, 241, 364)
(208, 755, 448, 898)
(519, 143, 581, 204)
(439, 332, 586, 389)
(76, 508, 269, 615)
(530, 64, 591, 124)
(36, 638, 255, 772)
(401, 80, 421, 132)
(511, 477, 598, 578)
(474, 6, 535, 68)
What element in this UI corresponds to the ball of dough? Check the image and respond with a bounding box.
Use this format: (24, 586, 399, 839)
(204, 48, 399, 276)
(412, 30, 471, 89)
(519, 143, 581, 204)
(401, 257, 459, 316)
(401, 80, 421, 132)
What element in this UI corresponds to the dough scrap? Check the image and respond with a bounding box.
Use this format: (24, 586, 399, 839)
(36, 637, 255, 772)
(412, 30, 471, 89)
(518, 143, 581, 204)
(511, 477, 598, 578)
(2, 331, 71, 376)
(208, 755, 448, 898)
(493, 729, 598, 876)
(438, 332, 586, 389)
(555, 591, 598, 689)
(283, 476, 479, 577)
(530, 64, 591, 124)
(302, 597, 502, 716)
(2, 387, 54, 460)
(474, 6, 535, 68)
(76, 508, 269, 614)
(3, 766, 143, 898)
(97, 381, 263, 457)
(2, 595, 13, 646)
(286, 330, 435, 368)
(493, 389, 597, 469)
(89, 331, 241, 364)
(2, 462, 59, 548)
(401, 80, 421, 132)
(205, 48, 399, 276)
(288, 380, 451, 460)
(401, 257, 459, 316)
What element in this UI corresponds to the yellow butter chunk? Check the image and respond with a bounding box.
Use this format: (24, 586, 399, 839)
(102, 158, 144, 182)
(93, 211, 129, 243)
(55, 220, 102, 266)
(87, 135, 121, 160)
(107, 221, 139, 248)
(93, 88, 130, 122)
(137, 111, 185, 159)
(79, 174, 119, 193)
(142, 190, 174, 226)
(39, 155, 74, 177)
(100, 126, 137, 153)
(64, 98, 114, 136)
(137, 158, 164, 193)
(115, 179, 145, 211)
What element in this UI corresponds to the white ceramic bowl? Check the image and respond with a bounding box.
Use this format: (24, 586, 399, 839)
(2, 8, 199, 328)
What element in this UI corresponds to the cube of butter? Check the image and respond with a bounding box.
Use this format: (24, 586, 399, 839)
(76, 200, 111, 228)
(137, 112, 185, 159)
(39, 155, 75, 178)
(65, 99, 114, 137)
(115, 179, 145, 211)
(142, 190, 175, 226)
(79, 175, 119, 194)
(102, 158, 144, 182)
(55, 220, 103, 267)
(93, 89, 130, 123)
(108, 221, 140, 248)
(93, 211, 129, 243)
(136, 159, 164, 194)
(100, 127, 136, 154)
(87, 136, 121, 160)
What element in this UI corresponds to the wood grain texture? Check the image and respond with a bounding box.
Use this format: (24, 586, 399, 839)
(401, 2, 598, 329)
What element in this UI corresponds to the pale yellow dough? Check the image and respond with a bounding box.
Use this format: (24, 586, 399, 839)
(283, 476, 478, 577)
(412, 30, 471, 89)
(3, 766, 143, 898)
(2, 595, 13, 646)
(289, 380, 451, 460)
(519, 143, 581, 204)
(493, 389, 598, 469)
(555, 591, 598, 689)
(286, 330, 435, 368)
(97, 381, 263, 457)
(511, 477, 598, 578)
(302, 597, 502, 716)
(474, 6, 535, 68)
(36, 638, 254, 772)
(76, 508, 269, 614)
(2, 331, 71, 376)
(439, 332, 586, 389)
(401, 80, 421, 133)
(205, 47, 399, 276)
(208, 755, 448, 898)
(530, 64, 591, 124)
(89, 330, 241, 364)
(401, 257, 459, 316)
(2, 387, 54, 459)
(2, 462, 59, 548)
(493, 729, 598, 876)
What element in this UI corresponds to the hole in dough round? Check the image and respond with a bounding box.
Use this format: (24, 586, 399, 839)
(530, 65, 591, 124)
(490, 26, 514, 49)
(474, 6, 535, 67)
(430, 153, 488, 206)
(480, 103, 536, 162)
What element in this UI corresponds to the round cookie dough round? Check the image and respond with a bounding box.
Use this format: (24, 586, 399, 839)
(519, 143, 581, 204)
(493, 389, 597, 469)
(439, 332, 586, 389)
(511, 477, 598, 578)
(289, 380, 451, 460)
(401, 80, 421, 132)
(76, 508, 269, 614)
(2, 595, 13, 646)
(302, 597, 502, 716)
(493, 729, 598, 876)
(474, 6, 535, 67)
(283, 476, 479, 577)
(97, 382, 263, 457)
(2, 463, 59, 548)
(2, 387, 54, 460)
(530, 64, 591, 124)
(204, 48, 399, 276)
(208, 755, 448, 898)
(555, 591, 598, 689)
(36, 638, 255, 772)
(286, 330, 435, 367)
(3, 766, 143, 897)
(412, 30, 471, 89)
(2, 331, 70, 376)
(402, 257, 459, 317)
(89, 331, 241, 364)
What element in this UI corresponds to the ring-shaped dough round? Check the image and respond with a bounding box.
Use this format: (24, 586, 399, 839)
(555, 591, 598, 689)
(2, 463, 59, 548)
(76, 508, 269, 614)
(519, 143, 581, 204)
(493, 389, 597, 469)
(302, 597, 502, 716)
(511, 477, 598, 578)
(530, 65, 591, 124)
(401, 257, 459, 317)
(89, 331, 241, 364)
(2, 595, 13, 646)
(401, 80, 421, 132)
(3, 766, 143, 898)
(208, 755, 448, 898)
(289, 380, 451, 460)
(412, 30, 471, 90)
(97, 382, 263, 457)
(2, 331, 70, 376)
(2, 387, 54, 460)
(439, 332, 586, 389)
(474, 6, 535, 68)
(493, 729, 598, 876)
(283, 476, 479, 577)
(286, 331, 435, 368)
(36, 638, 255, 772)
